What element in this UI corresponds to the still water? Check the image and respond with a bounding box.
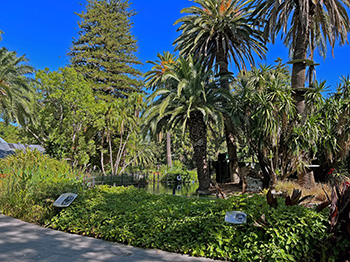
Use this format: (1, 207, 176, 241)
(144, 182, 199, 196)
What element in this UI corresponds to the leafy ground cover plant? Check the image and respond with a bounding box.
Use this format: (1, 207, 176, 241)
(47, 186, 331, 261)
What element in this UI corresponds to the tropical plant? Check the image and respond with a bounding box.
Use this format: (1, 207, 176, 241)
(174, 0, 267, 72)
(252, 0, 350, 114)
(144, 51, 178, 91)
(144, 52, 179, 168)
(143, 56, 226, 191)
(0, 47, 36, 125)
(314, 76, 350, 180)
(174, 0, 267, 181)
(229, 61, 323, 188)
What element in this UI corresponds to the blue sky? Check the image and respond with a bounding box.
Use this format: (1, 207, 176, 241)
(1, 0, 349, 93)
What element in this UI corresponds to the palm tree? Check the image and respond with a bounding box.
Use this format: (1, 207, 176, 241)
(144, 51, 179, 168)
(253, 0, 350, 114)
(143, 56, 225, 191)
(173, 0, 267, 181)
(144, 51, 178, 91)
(0, 47, 35, 125)
(174, 0, 266, 73)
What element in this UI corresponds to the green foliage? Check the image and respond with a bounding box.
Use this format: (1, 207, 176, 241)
(315, 77, 350, 173)
(252, 0, 350, 58)
(69, 0, 142, 99)
(0, 121, 24, 143)
(28, 67, 97, 166)
(0, 148, 71, 174)
(229, 62, 326, 187)
(144, 51, 178, 91)
(27, 66, 152, 174)
(146, 161, 197, 183)
(0, 150, 85, 223)
(47, 186, 332, 261)
(143, 56, 226, 190)
(0, 47, 36, 126)
(174, 0, 266, 71)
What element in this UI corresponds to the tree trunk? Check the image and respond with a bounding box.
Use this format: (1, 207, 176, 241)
(217, 48, 240, 183)
(225, 121, 240, 183)
(166, 131, 172, 168)
(108, 132, 114, 175)
(257, 151, 273, 189)
(292, 23, 317, 188)
(291, 25, 309, 115)
(100, 132, 106, 178)
(298, 170, 316, 189)
(188, 111, 210, 192)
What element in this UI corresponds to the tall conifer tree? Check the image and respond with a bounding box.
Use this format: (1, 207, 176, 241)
(69, 0, 142, 99)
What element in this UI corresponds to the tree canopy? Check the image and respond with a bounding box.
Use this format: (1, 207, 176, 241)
(69, 0, 143, 100)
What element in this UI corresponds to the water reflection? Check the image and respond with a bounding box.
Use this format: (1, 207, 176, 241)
(144, 182, 198, 196)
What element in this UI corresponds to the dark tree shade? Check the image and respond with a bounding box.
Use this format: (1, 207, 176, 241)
(69, 0, 143, 99)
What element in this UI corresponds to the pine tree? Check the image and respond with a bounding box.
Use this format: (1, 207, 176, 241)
(69, 0, 142, 99)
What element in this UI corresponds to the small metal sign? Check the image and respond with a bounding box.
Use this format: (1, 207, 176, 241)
(225, 211, 247, 224)
(53, 193, 78, 207)
(246, 177, 263, 192)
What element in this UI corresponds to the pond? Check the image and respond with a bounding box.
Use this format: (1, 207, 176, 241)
(143, 182, 199, 196)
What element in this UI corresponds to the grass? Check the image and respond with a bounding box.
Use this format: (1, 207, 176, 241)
(275, 180, 332, 203)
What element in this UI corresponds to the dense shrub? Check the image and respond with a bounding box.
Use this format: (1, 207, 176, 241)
(0, 149, 86, 223)
(48, 186, 332, 261)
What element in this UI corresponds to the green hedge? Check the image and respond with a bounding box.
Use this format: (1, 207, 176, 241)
(47, 186, 334, 261)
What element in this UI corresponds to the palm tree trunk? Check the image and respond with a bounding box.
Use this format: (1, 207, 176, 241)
(188, 111, 210, 191)
(291, 23, 318, 188)
(291, 26, 309, 115)
(166, 131, 172, 167)
(217, 48, 240, 183)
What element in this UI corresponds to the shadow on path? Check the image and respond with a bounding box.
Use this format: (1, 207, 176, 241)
(0, 214, 219, 262)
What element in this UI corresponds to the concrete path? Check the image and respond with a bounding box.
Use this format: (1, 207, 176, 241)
(0, 214, 221, 262)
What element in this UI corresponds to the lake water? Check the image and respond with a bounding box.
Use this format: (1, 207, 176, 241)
(143, 182, 199, 196)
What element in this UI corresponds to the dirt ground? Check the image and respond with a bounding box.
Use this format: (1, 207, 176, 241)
(208, 182, 243, 198)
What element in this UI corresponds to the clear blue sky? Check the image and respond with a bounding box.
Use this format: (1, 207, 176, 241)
(1, 0, 349, 93)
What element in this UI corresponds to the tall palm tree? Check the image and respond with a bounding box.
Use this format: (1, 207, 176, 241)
(0, 47, 35, 125)
(144, 51, 178, 168)
(143, 56, 225, 191)
(173, 0, 267, 181)
(253, 0, 350, 114)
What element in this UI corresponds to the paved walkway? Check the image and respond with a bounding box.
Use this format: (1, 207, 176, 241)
(0, 214, 220, 262)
